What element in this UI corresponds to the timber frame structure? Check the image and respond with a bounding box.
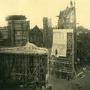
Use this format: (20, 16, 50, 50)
(0, 42, 48, 89)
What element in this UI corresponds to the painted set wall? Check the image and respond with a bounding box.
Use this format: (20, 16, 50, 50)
(51, 29, 73, 57)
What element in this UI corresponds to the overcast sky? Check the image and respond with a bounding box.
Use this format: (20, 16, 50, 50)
(0, 0, 90, 29)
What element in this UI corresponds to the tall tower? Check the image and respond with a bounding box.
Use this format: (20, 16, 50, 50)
(57, 1, 75, 29)
(43, 17, 53, 49)
(6, 15, 30, 46)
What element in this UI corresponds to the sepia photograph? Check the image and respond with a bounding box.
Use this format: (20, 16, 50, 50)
(0, 0, 90, 90)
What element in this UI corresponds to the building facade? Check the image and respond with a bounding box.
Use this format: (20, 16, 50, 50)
(0, 42, 48, 88)
(51, 29, 75, 79)
(29, 25, 43, 47)
(6, 15, 30, 46)
(0, 27, 9, 46)
(43, 17, 53, 49)
(57, 1, 75, 29)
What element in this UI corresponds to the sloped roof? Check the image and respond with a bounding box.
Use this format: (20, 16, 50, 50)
(0, 42, 48, 55)
(30, 25, 43, 32)
(32, 25, 40, 30)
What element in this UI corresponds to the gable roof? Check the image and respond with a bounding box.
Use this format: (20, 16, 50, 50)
(30, 25, 43, 33)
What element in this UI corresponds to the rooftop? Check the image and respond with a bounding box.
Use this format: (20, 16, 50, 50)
(6, 15, 27, 20)
(0, 42, 48, 55)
